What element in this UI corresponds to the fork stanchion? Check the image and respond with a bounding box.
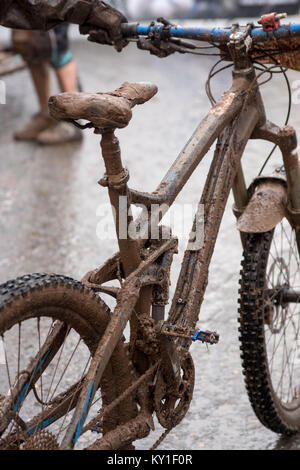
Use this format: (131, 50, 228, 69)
(280, 130, 300, 211)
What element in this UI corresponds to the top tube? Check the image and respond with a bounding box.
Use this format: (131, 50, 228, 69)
(123, 22, 300, 45)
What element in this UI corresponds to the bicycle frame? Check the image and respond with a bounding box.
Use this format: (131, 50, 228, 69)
(131, 69, 260, 328)
(101, 67, 300, 333)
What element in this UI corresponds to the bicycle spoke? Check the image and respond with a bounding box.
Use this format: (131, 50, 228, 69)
(265, 220, 300, 403)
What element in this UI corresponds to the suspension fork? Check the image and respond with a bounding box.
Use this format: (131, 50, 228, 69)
(232, 80, 267, 248)
(252, 121, 300, 250)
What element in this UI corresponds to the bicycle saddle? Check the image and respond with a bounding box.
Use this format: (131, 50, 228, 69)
(48, 82, 158, 130)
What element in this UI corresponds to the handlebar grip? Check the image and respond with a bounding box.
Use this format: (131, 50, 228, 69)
(121, 23, 139, 38)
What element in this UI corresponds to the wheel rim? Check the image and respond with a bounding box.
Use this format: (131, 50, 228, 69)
(264, 219, 300, 409)
(0, 316, 105, 449)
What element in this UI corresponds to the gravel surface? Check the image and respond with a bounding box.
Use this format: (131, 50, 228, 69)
(0, 31, 300, 450)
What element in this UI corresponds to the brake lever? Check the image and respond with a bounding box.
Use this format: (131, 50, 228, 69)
(156, 17, 176, 27)
(130, 17, 205, 58)
(137, 37, 186, 58)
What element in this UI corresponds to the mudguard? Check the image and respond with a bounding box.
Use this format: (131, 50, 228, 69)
(237, 176, 288, 233)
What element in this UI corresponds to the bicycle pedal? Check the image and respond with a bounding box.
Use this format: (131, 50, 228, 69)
(161, 323, 219, 345)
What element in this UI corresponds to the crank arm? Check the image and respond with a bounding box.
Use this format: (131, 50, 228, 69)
(159, 335, 182, 386)
(158, 323, 220, 390)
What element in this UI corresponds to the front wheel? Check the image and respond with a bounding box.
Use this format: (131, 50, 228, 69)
(238, 220, 300, 434)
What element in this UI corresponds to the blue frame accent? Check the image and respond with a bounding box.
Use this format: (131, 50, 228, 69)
(13, 346, 53, 412)
(27, 415, 58, 436)
(74, 381, 94, 444)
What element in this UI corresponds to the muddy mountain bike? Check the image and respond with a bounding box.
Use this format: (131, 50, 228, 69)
(1, 13, 300, 450)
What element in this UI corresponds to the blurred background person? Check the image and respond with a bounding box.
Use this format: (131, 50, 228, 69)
(110, 0, 299, 20)
(12, 24, 82, 145)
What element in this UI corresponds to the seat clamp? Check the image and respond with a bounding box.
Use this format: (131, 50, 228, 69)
(99, 168, 130, 190)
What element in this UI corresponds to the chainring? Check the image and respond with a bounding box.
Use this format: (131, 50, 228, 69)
(154, 352, 195, 429)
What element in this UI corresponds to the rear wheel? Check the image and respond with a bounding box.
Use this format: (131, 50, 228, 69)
(238, 219, 300, 434)
(0, 273, 136, 449)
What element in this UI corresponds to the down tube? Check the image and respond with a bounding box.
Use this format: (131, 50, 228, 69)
(168, 101, 259, 329)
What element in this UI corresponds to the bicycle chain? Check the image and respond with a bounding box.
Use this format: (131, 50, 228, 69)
(83, 358, 186, 451)
(81, 362, 160, 435)
(81, 359, 187, 450)
(150, 428, 172, 450)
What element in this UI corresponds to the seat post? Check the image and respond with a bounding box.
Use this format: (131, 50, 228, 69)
(100, 129, 124, 179)
(99, 129, 142, 278)
(99, 128, 153, 324)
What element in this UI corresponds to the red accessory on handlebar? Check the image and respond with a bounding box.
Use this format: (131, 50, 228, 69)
(258, 12, 286, 32)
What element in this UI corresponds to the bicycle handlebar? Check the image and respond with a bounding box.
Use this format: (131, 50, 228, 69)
(121, 22, 300, 45)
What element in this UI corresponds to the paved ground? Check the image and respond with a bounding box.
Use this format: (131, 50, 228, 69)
(1, 28, 300, 450)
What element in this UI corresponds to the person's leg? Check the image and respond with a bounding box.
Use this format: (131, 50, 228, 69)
(55, 59, 78, 93)
(29, 62, 51, 113)
(37, 25, 82, 145)
(12, 30, 55, 140)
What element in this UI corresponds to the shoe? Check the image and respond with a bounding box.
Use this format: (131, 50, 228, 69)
(36, 121, 83, 145)
(14, 112, 55, 141)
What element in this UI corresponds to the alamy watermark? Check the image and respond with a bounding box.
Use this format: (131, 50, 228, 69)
(96, 197, 205, 251)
